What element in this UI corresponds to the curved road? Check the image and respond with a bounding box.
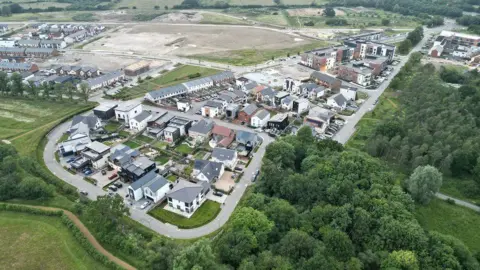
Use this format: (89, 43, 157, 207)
(44, 111, 274, 239)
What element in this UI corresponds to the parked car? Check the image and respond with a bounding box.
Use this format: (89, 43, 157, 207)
(80, 190, 88, 196)
(84, 170, 92, 176)
(108, 186, 118, 192)
(108, 173, 118, 180)
(114, 182, 123, 188)
(66, 157, 76, 163)
(213, 190, 224, 197)
(140, 201, 151, 210)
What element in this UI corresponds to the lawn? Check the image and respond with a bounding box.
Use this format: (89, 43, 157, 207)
(124, 140, 141, 149)
(58, 133, 70, 143)
(190, 41, 331, 66)
(175, 144, 194, 155)
(0, 98, 94, 156)
(148, 200, 221, 229)
(135, 135, 153, 144)
(104, 122, 121, 133)
(415, 198, 480, 253)
(0, 211, 108, 270)
(153, 141, 168, 149)
(154, 155, 170, 165)
(194, 151, 207, 159)
(112, 65, 220, 100)
(167, 175, 177, 182)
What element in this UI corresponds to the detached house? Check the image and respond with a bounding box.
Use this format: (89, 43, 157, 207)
(304, 107, 335, 133)
(68, 114, 102, 135)
(120, 156, 156, 182)
(211, 125, 235, 148)
(257, 87, 276, 105)
(129, 111, 152, 132)
(327, 93, 348, 110)
(166, 180, 210, 215)
(211, 148, 238, 170)
(80, 141, 110, 169)
(251, 109, 270, 128)
(128, 171, 172, 203)
(238, 104, 258, 124)
(108, 144, 140, 171)
(340, 86, 357, 101)
(236, 130, 259, 151)
(189, 119, 214, 143)
(115, 103, 143, 127)
(281, 96, 294, 111)
(267, 113, 289, 130)
(201, 100, 224, 118)
(193, 159, 225, 183)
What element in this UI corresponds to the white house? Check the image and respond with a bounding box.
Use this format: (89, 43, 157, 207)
(82, 141, 110, 169)
(128, 171, 171, 203)
(308, 86, 325, 100)
(115, 103, 143, 126)
(166, 180, 210, 215)
(251, 109, 270, 128)
(201, 100, 224, 118)
(281, 96, 294, 110)
(340, 86, 357, 101)
(182, 77, 213, 92)
(211, 148, 238, 170)
(193, 160, 225, 183)
(293, 98, 310, 115)
(327, 93, 348, 110)
(177, 100, 191, 112)
(129, 111, 152, 132)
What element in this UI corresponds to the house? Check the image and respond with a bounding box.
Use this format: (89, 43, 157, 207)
(164, 126, 180, 143)
(39, 39, 66, 49)
(80, 67, 100, 78)
(193, 159, 225, 183)
(68, 114, 102, 135)
(267, 113, 289, 130)
(166, 180, 210, 215)
(129, 111, 152, 132)
(25, 48, 58, 58)
(58, 133, 91, 156)
(115, 103, 143, 126)
(177, 100, 191, 112)
(82, 70, 124, 90)
(284, 77, 298, 93)
(340, 86, 357, 101)
(304, 107, 335, 133)
(202, 100, 224, 118)
(251, 109, 270, 128)
(211, 148, 238, 170)
(210, 71, 235, 85)
(120, 156, 156, 182)
(182, 77, 213, 92)
(0, 47, 26, 57)
(310, 71, 342, 91)
(145, 84, 188, 103)
(236, 130, 259, 151)
(238, 103, 258, 123)
(81, 141, 110, 169)
(309, 86, 325, 100)
(251, 85, 267, 95)
(124, 61, 150, 76)
(17, 39, 40, 47)
(236, 76, 250, 87)
(212, 124, 235, 147)
(167, 116, 192, 136)
(281, 96, 294, 110)
(189, 119, 214, 143)
(257, 87, 276, 105)
(93, 103, 118, 120)
(242, 81, 258, 93)
(109, 144, 140, 171)
(293, 98, 310, 115)
(0, 40, 15, 47)
(225, 103, 240, 120)
(274, 91, 290, 106)
(128, 171, 171, 203)
(0, 24, 8, 32)
(64, 30, 87, 44)
(336, 62, 373, 87)
(327, 93, 347, 110)
(298, 83, 318, 96)
(218, 90, 247, 104)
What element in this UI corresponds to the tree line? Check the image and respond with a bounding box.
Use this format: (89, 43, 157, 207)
(397, 26, 424, 54)
(456, 15, 480, 35)
(0, 71, 92, 103)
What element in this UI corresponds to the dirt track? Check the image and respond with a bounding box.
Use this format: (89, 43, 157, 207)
(12, 204, 136, 270)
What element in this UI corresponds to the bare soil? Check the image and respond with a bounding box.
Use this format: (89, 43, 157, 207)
(288, 8, 346, 17)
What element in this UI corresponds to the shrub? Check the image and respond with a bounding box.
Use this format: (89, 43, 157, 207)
(445, 198, 456, 205)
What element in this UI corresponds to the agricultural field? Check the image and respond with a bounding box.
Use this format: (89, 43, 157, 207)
(199, 12, 248, 25)
(0, 98, 94, 155)
(115, 0, 182, 9)
(415, 199, 480, 253)
(15, 2, 71, 9)
(224, 8, 289, 26)
(0, 211, 108, 270)
(0, 11, 82, 22)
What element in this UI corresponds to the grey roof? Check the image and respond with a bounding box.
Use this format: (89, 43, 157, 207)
(313, 86, 326, 93)
(124, 156, 155, 176)
(209, 71, 234, 82)
(253, 109, 270, 120)
(94, 103, 117, 112)
(236, 130, 257, 145)
(40, 39, 64, 44)
(260, 87, 275, 98)
(269, 113, 288, 123)
(115, 102, 140, 112)
(129, 170, 168, 191)
(205, 100, 224, 109)
(66, 30, 86, 38)
(226, 103, 239, 111)
(282, 96, 294, 105)
(25, 48, 55, 54)
(311, 71, 338, 84)
(301, 83, 318, 91)
(0, 47, 25, 53)
(18, 39, 40, 46)
(182, 77, 213, 89)
(110, 144, 140, 166)
(85, 70, 123, 87)
(147, 84, 187, 99)
(308, 107, 334, 122)
(211, 148, 236, 161)
(167, 180, 208, 203)
(133, 111, 151, 123)
(241, 104, 258, 115)
(0, 61, 33, 70)
(189, 119, 214, 135)
(71, 115, 99, 130)
(332, 93, 347, 107)
(244, 81, 258, 89)
(194, 159, 209, 171)
(218, 93, 233, 103)
(87, 141, 109, 153)
(195, 160, 223, 182)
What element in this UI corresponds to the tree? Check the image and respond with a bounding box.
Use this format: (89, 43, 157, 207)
(83, 195, 129, 232)
(216, 229, 257, 266)
(398, 39, 412, 54)
(154, 5, 159, 9)
(277, 230, 318, 260)
(323, 7, 336, 17)
(26, 81, 37, 97)
(10, 72, 23, 96)
(381, 18, 390, 26)
(324, 229, 354, 261)
(273, 0, 281, 4)
(164, 5, 169, 10)
(405, 165, 443, 205)
(18, 177, 54, 199)
(0, 71, 9, 95)
(78, 82, 92, 103)
(173, 239, 224, 270)
(146, 238, 179, 270)
(265, 141, 296, 169)
(381, 250, 419, 270)
(228, 207, 274, 249)
(41, 82, 51, 99)
(64, 82, 76, 100)
(1, 6, 11, 17)
(54, 83, 64, 101)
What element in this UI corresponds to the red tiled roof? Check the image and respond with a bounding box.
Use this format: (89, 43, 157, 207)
(212, 125, 232, 137)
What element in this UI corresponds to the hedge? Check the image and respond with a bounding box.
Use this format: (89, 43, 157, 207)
(0, 203, 62, 216)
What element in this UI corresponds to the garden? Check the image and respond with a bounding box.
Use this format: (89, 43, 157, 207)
(148, 200, 221, 229)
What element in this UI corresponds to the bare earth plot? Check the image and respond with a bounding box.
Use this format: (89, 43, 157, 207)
(45, 53, 140, 71)
(84, 24, 316, 57)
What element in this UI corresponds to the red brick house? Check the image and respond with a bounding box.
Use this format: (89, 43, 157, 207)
(238, 103, 258, 124)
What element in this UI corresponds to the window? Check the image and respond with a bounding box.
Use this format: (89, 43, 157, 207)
(168, 203, 173, 207)
(168, 197, 172, 202)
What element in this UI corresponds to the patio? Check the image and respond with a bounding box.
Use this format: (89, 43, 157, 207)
(214, 171, 235, 193)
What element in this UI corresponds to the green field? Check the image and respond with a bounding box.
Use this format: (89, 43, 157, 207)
(415, 199, 480, 253)
(191, 41, 331, 66)
(0, 211, 108, 270)
(200, 12, 248, 25)
(0, 11, 84, 22)
(175, 144, 194, 155)
(15, 2, 71, 9)
(124, 140, 141, 149)
(113, 65, 220, 100)
(155, 155, 170, 165)
(149, 200, 221, 229)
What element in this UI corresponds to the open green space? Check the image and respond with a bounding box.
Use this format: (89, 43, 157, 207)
(0, 11, 86, 22)
(112, 65, 220, 100)
(200, 12, 248, 25)
(190, 41, 331, 66)
(0, 211, 108, 270)
(148, 200, 221, 229)
(194, 150, 207, 159)
(123, 140, 141, 149)
(415, 199, 480, 253)
(135, 135, 153, 144)
(175, 144, 194, 155)
(153, 141, 168, 149)
(167, 175, 177, 182)
(154, 155, 170, 165)
(104, 122, 121, 133)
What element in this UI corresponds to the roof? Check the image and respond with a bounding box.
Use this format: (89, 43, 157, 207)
(440, 30, 480, 41)
(209, 71, 234, 82)
(189, 119, 214, 135)
(94, 103, 117, 112)
(244, 81, 258, 89)
(182, 77, 213, 89)
(226, 103, 239, 111)
(311, 71, 339, 84)
(147, 84, 187, 99)
(313, 86, 326, 93)
(124, 156, 155, 176)
(205, 100, 224, 109)
(236, 130, 257, 145)
(125, 60, 150, 72)
(133, 111, 151, 123)
(269, 113, 288, 122)
(85, 70, 123, 88)
(294, 98, 309, 104)
(260, 87, 275, 97)
(282, 96, 294, 105)
(196, 160, 223, 181)
(218, 93, 233, 103)
(66, 30, 86, 38)
(301, 83, 318, 91)
(212, 125, 232, 137)
(241, 103, 258, 115)
(40, 39, 64, 44)
(18, 39, 40, 45)
(129, 170, 168, 192)
(70, 115, 99, 130)
(0, 47, 25, 53)
(253, 109, 270, 120)
(110, 144, 140, 166)
(275, 91, 289, 98)
(0, 62, 34, 70)
(25, 48, 55, 54)
(115, 102, 140, 112)
(330, 93, 347, 107)
(308, 107, 334, 122)
(211, 148, 236, 161)
(87, 141, 109, 153)
(167, 180, 208, 203)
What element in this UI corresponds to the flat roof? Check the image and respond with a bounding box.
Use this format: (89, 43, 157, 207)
(440, 30, 480, 41)
(125, 60, 150, 72)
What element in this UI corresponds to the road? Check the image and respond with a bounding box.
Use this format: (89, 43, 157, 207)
(44, 103, 274, 239)
(435, 193, 480, 212)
